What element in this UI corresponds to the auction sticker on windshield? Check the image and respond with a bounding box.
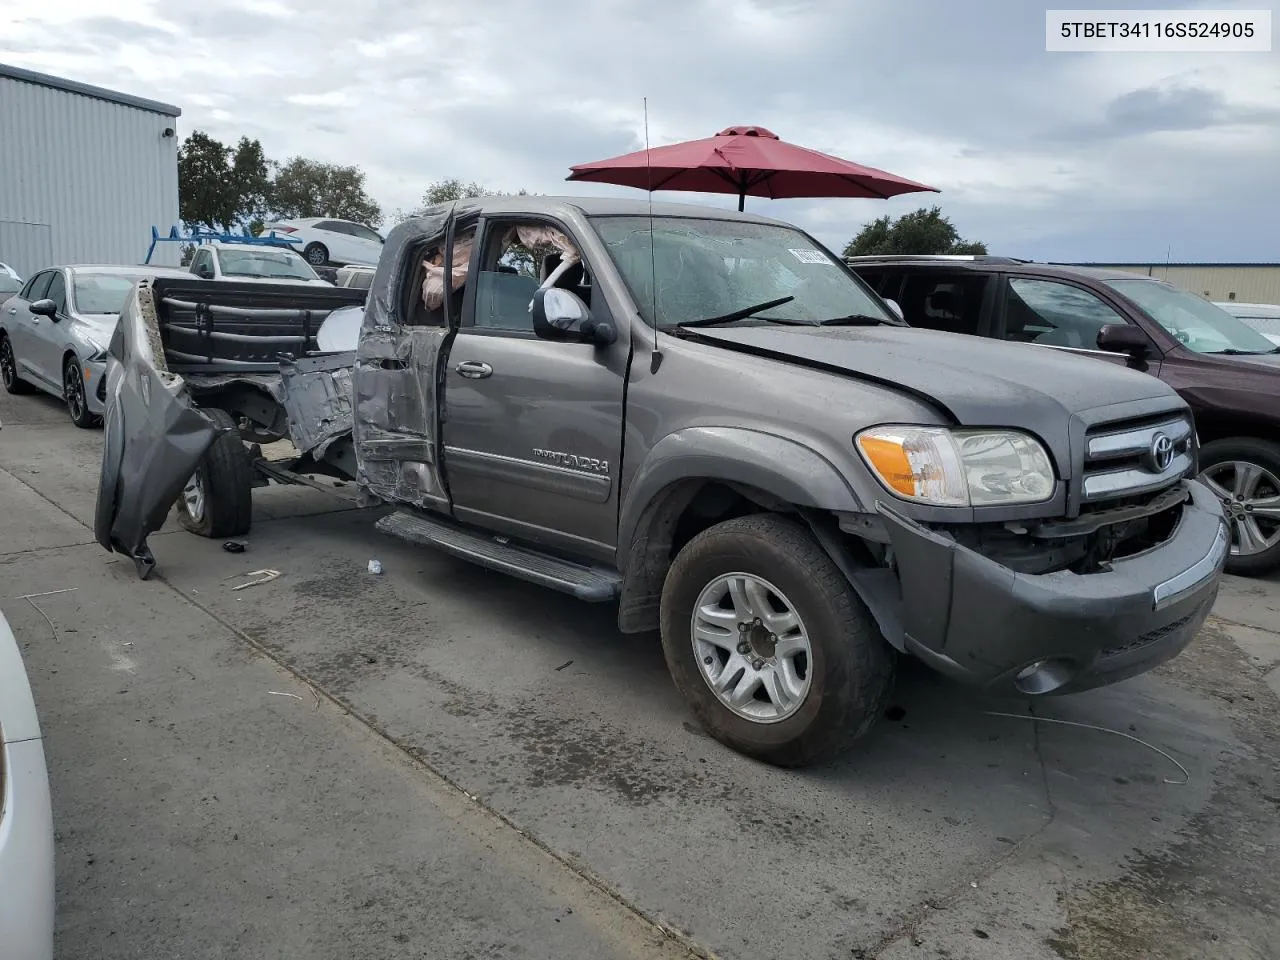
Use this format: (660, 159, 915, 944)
(788, 249, 832, 264)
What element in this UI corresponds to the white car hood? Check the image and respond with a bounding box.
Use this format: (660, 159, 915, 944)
(0, 610, 42, 743)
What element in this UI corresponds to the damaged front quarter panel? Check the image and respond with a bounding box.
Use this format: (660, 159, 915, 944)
(94, 278, 219, 579)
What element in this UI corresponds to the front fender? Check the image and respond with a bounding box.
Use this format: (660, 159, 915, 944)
(618, 426, 864, 556)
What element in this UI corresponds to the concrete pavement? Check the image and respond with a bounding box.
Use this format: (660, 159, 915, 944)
(2, 387, 1277, 960)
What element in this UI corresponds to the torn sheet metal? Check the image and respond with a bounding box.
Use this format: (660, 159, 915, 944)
(352, 204, 457, 511)
(278, 352, 356, 458)
(94, 279, 218, 579)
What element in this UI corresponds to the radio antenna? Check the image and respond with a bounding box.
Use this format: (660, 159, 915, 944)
(644, 97, 662, 373)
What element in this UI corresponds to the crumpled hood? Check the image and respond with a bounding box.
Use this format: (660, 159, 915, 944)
(687, 324, 1183, 473)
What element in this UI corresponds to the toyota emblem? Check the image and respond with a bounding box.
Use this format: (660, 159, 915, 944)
(1149, 432, 1174, 472)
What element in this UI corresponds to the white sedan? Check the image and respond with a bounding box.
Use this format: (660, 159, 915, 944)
(0, 608, 55, 960)
(261, 218, 384, 268)
(188, 241, 333, 286)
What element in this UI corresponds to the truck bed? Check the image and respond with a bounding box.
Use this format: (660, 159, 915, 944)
(148, 277, 367, 375)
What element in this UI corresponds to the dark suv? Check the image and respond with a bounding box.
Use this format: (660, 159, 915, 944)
(848, 255, 1280, 577)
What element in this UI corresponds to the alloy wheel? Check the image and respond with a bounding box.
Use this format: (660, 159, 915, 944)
(1199, 460, 1280, 557)
(690, 572, 813, 723)
(182, 473, 206, 525)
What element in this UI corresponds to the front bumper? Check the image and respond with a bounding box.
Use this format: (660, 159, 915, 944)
(881, 479, 1228, 695)
(0, 738, 55, 960)
(83, 358, 108, 415)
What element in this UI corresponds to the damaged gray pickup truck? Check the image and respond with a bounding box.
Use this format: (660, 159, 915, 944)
(95, 197, 1230, 766)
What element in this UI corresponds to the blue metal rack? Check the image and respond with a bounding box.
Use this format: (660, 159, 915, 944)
(144, 225, 301, 264)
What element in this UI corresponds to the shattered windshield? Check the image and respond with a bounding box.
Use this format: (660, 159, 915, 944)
(591, 216, 895, 329)
(1106, 279, 1278, 355)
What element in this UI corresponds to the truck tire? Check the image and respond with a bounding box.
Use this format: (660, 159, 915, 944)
(659, 513, 895, 767)
(175, 408, 254, 538)
(1198, 437, 1280, 576)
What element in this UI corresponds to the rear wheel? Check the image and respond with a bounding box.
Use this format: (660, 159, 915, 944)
(303, 242, 329, 266)
(0, 334, 33, 394)
(1198, 437, 1280, 576)
(63, 355, 101, 429)
(659, 513, 895, 767)
(176, 408, 254, 538)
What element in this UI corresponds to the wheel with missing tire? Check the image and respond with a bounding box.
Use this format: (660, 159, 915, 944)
(175, 408, 254, 538)
(1198, 437, 1280, 577)
(660, 513, 895, 767)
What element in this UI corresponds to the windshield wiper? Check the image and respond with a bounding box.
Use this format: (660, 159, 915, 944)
(817, 313, 891, 326)
(678, 296, 796, 328)
(1205, 347, 1280, 355)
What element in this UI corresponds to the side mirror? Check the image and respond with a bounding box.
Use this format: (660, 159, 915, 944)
(194, 265, 214, 279)
(1096, 323, 1151, 356)
(29, 298, 57, 317)
(883, 298, 904, 321)
(531, 287, 616, 346)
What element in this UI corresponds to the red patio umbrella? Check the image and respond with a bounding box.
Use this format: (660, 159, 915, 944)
(567, 125, 938, 211)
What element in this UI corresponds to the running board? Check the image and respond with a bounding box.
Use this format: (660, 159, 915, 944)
(375, 511, 623, 602)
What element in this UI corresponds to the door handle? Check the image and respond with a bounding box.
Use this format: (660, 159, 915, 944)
(454, 360, 493, 379)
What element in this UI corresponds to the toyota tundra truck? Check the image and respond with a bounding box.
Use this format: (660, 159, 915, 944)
(94, 196, 1229, 766)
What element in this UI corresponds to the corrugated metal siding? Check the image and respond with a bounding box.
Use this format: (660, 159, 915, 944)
(1086, 264, 1280, 305)
(0, 75, 181, 276)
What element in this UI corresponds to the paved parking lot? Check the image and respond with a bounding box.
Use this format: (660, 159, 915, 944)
(2, 388, 1278, 960)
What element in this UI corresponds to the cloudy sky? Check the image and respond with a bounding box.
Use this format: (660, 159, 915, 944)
(3, 0, 1277, 260)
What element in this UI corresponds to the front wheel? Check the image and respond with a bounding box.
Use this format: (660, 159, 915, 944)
(64, 356, 101, 429)
(659, 513, 895, 767)
(1198, 437, 1280, 576)
(175, 408, 254, 538)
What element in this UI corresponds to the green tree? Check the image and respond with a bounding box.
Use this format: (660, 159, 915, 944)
(392, 178, 534, 223)
(271, 157, 382, 225)
(842, 206, 988, 257)
(177, 131, 274, 232)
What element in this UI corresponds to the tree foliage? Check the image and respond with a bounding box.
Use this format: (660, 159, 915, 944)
(842, 207, 987, 258)
(177, 131, 381, 233)
(178, 131, 273, 232)
(390, 178, 535, 223)
(272, 157, 382, 224)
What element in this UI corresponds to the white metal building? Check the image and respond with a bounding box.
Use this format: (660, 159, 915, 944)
(0, 63, 182, 278)
(1066, 262, 1280, 305)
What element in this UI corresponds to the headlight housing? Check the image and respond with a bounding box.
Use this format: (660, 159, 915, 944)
(855, 425, 1056, 507)
(83, 338, 108, 363)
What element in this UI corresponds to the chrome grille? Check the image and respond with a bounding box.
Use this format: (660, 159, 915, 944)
(1081, 414, 1194, 503)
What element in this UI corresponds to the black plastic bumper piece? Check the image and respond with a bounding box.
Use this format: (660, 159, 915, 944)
(879, 480, 1229, 695)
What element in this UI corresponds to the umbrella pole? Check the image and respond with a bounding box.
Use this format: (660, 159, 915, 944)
(738, 190, 745, 212)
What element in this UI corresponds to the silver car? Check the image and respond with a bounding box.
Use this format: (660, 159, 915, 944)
(0, 607, 54, 960)
(0, 264, 189, 427)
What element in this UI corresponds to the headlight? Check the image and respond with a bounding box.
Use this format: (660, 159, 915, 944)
(83, 338, 108, 363)
(855, 425, 1056, 507)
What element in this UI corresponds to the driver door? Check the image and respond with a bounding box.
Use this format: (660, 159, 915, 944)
(29, 269, 69, 386)
(440, 217, 629, 562)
